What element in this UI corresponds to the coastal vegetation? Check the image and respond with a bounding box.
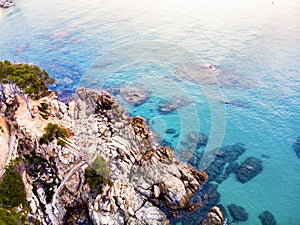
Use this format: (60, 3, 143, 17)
(0, 60, 55, 117)
(0, 208, 28, 225)
(39, 123, 70, 146)
(38, 102, 50, 120)
(85, 156, 112, 196)
(0, 159, 27, 209)
(24, 153, 59, 204)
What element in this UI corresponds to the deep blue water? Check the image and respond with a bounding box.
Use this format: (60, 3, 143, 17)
(1, 0, 300, 224)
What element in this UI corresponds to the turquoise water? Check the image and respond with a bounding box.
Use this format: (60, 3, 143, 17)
(1, 0, 300, 224)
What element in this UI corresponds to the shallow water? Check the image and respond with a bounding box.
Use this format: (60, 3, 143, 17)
(1, 0, 300, 224)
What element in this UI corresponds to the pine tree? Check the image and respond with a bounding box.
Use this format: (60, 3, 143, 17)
(0, 60, 55, 117)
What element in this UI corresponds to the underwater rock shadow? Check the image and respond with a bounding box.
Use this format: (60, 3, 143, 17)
(175, 63, 259, 89)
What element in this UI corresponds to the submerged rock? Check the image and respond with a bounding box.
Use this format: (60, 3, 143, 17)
(203, 143, 246, 183)
(188, 132, 208, 148)
(166, 128, 177, 134)
(120, 85, 151, 105)
(158, 95, 192, 114)
(259, 210, 276, 225)
(219, 99, 248, 108)
(236, 157, 263, 183)
(227, 204, 248, 222)
(174, 63, 258, 89)
(293, 137, 300, 159)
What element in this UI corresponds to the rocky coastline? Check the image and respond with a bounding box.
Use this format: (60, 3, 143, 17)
(0, 86, 226, 225)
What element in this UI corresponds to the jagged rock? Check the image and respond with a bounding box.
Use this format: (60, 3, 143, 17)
(135, 202, 170, 225)
(153, 185, 160, 198)
(259, 210, 277, 225)
(293, 137, 300, 159)
(227, 204, 248, 222)
(202, 206, 225, 225)
(130, 116, 149, 139)
(236, 157, 263, 183)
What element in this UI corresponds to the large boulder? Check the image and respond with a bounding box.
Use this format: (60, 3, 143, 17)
(236, 157, 263, 183)
(227, 204, 248, 222)
(202, 206, 225, 225)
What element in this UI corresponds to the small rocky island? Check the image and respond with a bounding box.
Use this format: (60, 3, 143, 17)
(0, 61, 226, 224)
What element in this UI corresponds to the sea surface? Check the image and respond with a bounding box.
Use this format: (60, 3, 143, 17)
(1, 0, 300, 224)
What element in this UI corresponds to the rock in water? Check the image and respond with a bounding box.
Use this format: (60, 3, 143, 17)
(166, 128, 176, 134)
(120, 85, 151, 106)
(236, 157, 263, 183)
(203, 143, 245, 183)
(293, 137, 300, 159)
(202, 206, 225, 225)
(158, 95, 192, 114)
(259, 210, 277, 225)
(188, 132, 208, 148)
(227, 204, 248, 222)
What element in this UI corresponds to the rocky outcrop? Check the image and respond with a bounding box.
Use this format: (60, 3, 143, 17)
(1, 87, 208, 225)
(236, 157, 263, 183)
(259, 210, 276, 225)
(0, 0, 14, 8)
(72, 88, 208, 225)
(227, 204, 248, 222)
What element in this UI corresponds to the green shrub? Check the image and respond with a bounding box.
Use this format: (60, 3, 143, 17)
(40, 102, 48, 111)
(39, 123, 70, 146)
(84, 157, 112, 196)
(0, 208, 28, 225)
(38, 102, 50, 120)
(91, 156, 111, 180)
(0, 164, 26, 209)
